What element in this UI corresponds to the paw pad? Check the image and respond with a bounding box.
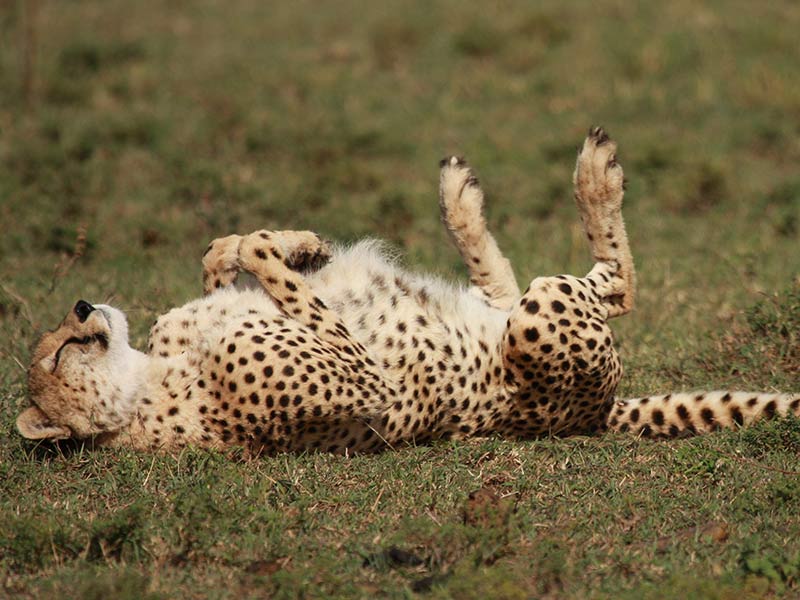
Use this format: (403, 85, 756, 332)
(589, 126, 610, 146)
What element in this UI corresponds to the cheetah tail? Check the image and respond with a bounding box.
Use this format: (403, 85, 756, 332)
(606, 391, 800, 437)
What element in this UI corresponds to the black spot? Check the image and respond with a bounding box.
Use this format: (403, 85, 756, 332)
(700, 408, 715, 425)
(764, 400, 777, 419)
(558, 283, 572, 295)
(629, 408, 640, 423)
(524, 327, 539, 342)
(525, 300, 540, 315)
(652, 409, 664, 426)
(676, 404, 690, 422)
(551, 300, 566, 314)
(730, 407, 744, 426)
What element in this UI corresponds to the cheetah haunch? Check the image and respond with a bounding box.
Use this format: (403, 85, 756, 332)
(17, 129, 799, 453)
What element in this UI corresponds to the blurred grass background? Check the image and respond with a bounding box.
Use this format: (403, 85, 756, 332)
(1, 0, 799, 597)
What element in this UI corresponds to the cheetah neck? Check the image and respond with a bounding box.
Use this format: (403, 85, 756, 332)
(100, 353, 216, 451)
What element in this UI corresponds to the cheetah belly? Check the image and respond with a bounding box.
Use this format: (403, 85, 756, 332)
(306, 243, 514, 440)
(195, 304, 396, 451)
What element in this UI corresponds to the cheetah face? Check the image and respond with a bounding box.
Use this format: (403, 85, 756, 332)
(17, 300, 145, 441)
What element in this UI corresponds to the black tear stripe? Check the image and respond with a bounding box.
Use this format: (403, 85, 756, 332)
(52, 334, 109, 371)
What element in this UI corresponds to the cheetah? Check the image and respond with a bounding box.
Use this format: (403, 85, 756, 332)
(17, 128, 799, 453)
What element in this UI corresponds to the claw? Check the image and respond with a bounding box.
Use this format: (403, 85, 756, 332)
(440, 155, 466, 168)
(589, 126, 610, 146)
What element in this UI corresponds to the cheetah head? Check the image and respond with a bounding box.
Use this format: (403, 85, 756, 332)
(17, 300, 146, 441)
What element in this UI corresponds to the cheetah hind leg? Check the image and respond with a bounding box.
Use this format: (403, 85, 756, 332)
(573, 127, 636, 318)
(202, 230, 331, 295)
(439, 156, 519, 311)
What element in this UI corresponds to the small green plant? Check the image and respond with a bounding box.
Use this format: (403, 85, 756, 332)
(740, 542, 800, 594)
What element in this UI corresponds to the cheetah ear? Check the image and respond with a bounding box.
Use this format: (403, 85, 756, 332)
(16, 406, 71, 440)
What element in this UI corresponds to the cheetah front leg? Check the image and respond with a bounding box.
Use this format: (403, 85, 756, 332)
(573, 127, 636, 318)
(203, 230, 402, 452)
(439, 157, 519, 311)
(202, 230, 331, 294)
(203, 230, 374, 357)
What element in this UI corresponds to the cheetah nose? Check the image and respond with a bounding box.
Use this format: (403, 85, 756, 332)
(74, 300, 95, 323)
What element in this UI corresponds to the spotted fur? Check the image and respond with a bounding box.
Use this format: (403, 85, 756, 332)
(17, 129, 799, 453)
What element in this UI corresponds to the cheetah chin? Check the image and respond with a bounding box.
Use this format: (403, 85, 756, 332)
(17, 128, 799, 454)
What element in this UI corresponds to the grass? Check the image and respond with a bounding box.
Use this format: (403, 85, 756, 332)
(1, 0, 799, 597)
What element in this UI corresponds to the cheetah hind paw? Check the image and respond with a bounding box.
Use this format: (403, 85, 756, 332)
(573, 126, 625, 218)
(438, 155, 485, 230)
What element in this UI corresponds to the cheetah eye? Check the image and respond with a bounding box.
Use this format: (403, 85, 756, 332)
(51, 334, 110, 372)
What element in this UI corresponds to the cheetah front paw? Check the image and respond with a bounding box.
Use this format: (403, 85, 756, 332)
(279, 231, 332, 273)
(202, 234, 243, 295)
(573, 126, 625, 220)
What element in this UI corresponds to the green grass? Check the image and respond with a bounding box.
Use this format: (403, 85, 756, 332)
(1, 0, 799, 597)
